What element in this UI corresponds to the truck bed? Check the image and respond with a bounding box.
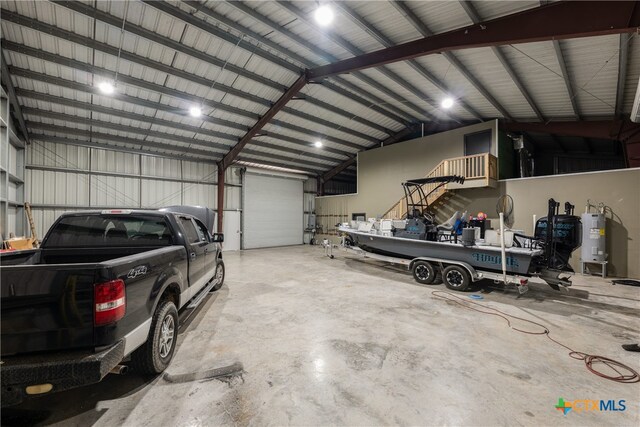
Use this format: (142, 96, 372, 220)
(1, 245, 187, 356)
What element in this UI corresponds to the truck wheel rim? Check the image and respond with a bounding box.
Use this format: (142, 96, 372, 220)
(447, 270, 463, 286)
(215, 264, 224, 284)
(159, 315, 175, 358)
(416, 265, 430, 280)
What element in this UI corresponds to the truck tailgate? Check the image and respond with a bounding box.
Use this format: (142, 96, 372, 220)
(1, 265, 98, 356)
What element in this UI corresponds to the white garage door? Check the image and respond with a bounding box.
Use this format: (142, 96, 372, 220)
(243, 172, 303, 249)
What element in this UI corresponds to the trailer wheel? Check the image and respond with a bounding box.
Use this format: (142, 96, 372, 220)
(211, 260, 225, 292)
(442, 265, 471, 291)
(131, 299, 178, 375)
(412, 261, 436, 285)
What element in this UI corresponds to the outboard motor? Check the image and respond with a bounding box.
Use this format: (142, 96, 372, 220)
(532, 199, 582, 288)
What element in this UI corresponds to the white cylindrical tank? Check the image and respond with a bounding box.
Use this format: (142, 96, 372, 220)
(581, 213, 606, 262)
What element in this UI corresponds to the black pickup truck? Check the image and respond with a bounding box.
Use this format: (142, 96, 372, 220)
(0, 207, 225, 405)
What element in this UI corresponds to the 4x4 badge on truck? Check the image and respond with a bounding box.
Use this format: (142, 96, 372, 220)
(127, 265, 148, 279)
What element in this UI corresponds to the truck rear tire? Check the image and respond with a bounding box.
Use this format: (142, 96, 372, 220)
(131, 299, 178, 375)
(442, 265, 471, 291)
(412, 260, 436, 284)
(211, 260, 225, 292)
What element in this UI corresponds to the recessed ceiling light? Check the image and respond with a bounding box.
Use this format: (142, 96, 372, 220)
(314, 5, 334, 26)
(97, 82, 115, 95)
(189, 106, 202, 117)
(314, 140, 323, 148)
(441, 97, 454, 109)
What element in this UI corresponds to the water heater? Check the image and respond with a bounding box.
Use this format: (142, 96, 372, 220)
(581, 212, 606, 262)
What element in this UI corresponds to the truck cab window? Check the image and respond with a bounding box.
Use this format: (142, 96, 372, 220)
(179, 217, 201, 244)
(192, 219, 209, 242)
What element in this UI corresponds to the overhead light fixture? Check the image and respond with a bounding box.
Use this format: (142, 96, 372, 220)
(314, 140, 323, 148)
(441, 97, 454, 109)
(97, 81, 115, 95)
(189, 106, 202, 117)
(314, 5, 334, 26)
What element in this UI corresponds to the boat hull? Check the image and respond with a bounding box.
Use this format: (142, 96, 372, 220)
(342, 229, 540, 275)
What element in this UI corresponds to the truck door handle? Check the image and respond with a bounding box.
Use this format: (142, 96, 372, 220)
(190, 252, 196, 260)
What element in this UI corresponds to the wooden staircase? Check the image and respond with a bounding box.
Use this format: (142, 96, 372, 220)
(382, 153, 498, 220)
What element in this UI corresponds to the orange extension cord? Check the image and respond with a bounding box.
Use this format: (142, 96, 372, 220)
(431, 291, 640, 384)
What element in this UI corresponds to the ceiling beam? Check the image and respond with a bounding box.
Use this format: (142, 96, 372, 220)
(322, 157, 357, 183)
(30, 134, 218, 164)
(459, 1, 545, 123)
(15, 76, 351, 158)
(28, 124, 331, 175)
(615, 33, 630, 118)
(47, 2, 392, 138)
(275, 0, 446, 122)
(322, 123, 425, 182)
(0, 15, 380, 146)
(4, 42, 365, 153)
(391, 1, 512, 120)
(552, 40, 581, 119)
(158, 1, 404, 130)
(52, 1, 281, 89)
(142, 0, 393, 138)
(0, 48, 30, 144)
(334, 1, 483, 122)
(550, 39, 590, 153)
(308, 1, 640, 80)
(208, 0, 414, 125)
(25, 113, 342, 171)
(220, 74, 307, 170)
(502, 119, 640, 143)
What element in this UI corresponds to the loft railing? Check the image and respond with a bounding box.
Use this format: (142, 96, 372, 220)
(383, 153, 497, 220)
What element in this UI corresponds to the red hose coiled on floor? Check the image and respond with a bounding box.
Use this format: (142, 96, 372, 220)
(431, 291, 639, 383)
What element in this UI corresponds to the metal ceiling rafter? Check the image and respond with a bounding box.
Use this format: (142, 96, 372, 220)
(552, 40, 581, 119)
(15, 84, 354, 162)
(16, 77, 350, 162)
(216, 73, 307, 231)
(322, 124, 422, 183)
(0, 48, 30, 144)
(390, 0, 512, 120)
(502, 119, 640, 144)
(50, 1, 393, 137)
(23, 107, 350, 166)
(307, 1, 640, 79)
(27, 123, 333, 175)
(220, 0, 420, 124)
(188, 0, 414, 126)
(551, 39, 590, 153)
(335, 1, 483, 122)
(177, 0, 412, 127)
(0, 16, 379, 147)
(3, 42, 366, 152)
(458, 1, 546, 122)
(615, 33, 630, 118)
(32, 133, 353, 177)
(219, 74, 308, 171)
(274, 0, 445, 122)
(30, 134, 219, 164)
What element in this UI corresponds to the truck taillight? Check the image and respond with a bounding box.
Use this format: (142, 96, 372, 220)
(94, 279, 126, 326)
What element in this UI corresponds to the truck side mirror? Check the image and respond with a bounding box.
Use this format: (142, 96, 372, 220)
(211, 233, 224, 243)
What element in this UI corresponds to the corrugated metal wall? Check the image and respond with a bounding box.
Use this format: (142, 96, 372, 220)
(25, 141, 241, 237)
(1, 91, 26, 240)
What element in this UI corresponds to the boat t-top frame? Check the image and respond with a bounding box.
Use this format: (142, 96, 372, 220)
(402, 175, 465, 219)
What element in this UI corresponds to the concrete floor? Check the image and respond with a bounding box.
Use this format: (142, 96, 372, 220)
(3, 245, 639, 426)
